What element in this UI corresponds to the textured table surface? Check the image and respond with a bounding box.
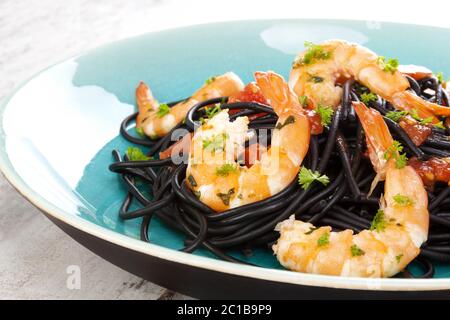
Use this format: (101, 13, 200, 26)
(0, 0, 190, 300)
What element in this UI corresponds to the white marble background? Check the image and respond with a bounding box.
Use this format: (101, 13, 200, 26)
(2, 0, 450, 300)
(0, 0, 191, 300)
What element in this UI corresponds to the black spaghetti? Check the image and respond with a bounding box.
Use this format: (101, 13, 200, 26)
(109, 76, 450, 279)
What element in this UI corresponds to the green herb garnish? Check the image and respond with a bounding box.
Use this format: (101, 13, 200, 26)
(126, 147, 151, 161)
(435, 121, 446, 129)
(293, 41, 332, 67)
(205, 76, 217, 85)
(436, 71, 445, 84)
(193, 190, 201, 198)
(377, 56, 399, 74)
(215, 163, 238, 177)
(156, 103, 170, 118)
(393, 194, 414, 207)
(299, 95, 309, 107)
(385, 110, 408, 122)
(315, 104, 334, 126)
(203, 133, 228, 153)
(310, 75, 324, 83)
(360, 92, 377, 105)
(317, 232, 330, 247)
(396, 254, 403, 263)
(351, 245, 365, 257)
(187, 174, 197, 187)
(298, 167, 330, 190)
(275, 115, 296, 130)
(383, 140, 408, 169)
(216, 188, 235, 206)
(135, 127, 145, 137)
(305, 227, 318, 235)
(370, 209, 387, 232)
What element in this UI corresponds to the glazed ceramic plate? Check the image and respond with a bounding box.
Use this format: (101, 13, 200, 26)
(2, 19, 450, 299)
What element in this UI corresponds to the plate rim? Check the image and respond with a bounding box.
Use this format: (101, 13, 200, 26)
(2, 18, 450, 292)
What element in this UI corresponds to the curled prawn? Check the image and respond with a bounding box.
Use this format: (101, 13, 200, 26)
(273, 102, 429, 278)
(136, 72, 244, 138)
(185, 71, 310, 212)
(289, 39, 450, 124)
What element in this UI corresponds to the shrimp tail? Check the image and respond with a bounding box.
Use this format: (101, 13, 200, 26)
(136, 81, 158, 128)
(353, 102, 393, 181)
(392, 91, 450, 121)
(255, 71, 303, 115)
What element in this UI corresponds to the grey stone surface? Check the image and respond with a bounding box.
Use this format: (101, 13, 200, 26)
(0, 0, 189, 300)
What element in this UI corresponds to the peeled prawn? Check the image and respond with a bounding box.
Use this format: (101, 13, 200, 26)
(185, 71, 310, 212)
(136, 72, 244, 138)
(289, 39, 450, 124)
(273, 102, 429, 277)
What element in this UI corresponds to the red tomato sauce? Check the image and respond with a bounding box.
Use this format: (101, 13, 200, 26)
(408, 157, 450, 188)
(399, 118, 432, 146)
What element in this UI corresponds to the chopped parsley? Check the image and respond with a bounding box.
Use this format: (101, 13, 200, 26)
(187, 174, 197, 187)
(436, 71, 445, 84)
(205, 76, 217, 85)
(385, 110, 408, 122)
(215, 163, 238, 177)
(410, 109, 433, 125)
(317, 232, 330, 247)
(315, 104, 334, 126)
(275, 115, 296, 130)
(135, 127, 145, 137)
(435, 121, 446, 129)
(350, 245, 365, 257)
(299, 95, 309, 107)
(396, 254, 403, 263)
(205, 104, 221, 119)
(377, 56, 399, 74)
(298, 167, 330, 190)
(393, 194, 414, 207)
(305, 227, 318, 235)
(193, 190, 201, 198)
(156, 103, 170, 118)
(126, 147, 151, 161)
(293, 41, 332, 67)
(383, 140, 408, 169)
(360, 92, 377, 105)
(203, 133, 227, 153)
(309, 75, 324, 83)
(216, 188, 235, 206)
(370, 209, 387, 232)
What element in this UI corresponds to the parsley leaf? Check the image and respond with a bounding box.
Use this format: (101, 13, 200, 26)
(315, 104, 334, 126)
(203, 133, 227, 153)
(317, 232, 330, 247)
(435, 121, 446, 129)
(360, 92, 377, 105)
(350, 245, 365, 257)
(205, 76, 217, 85)
(299, 95, 309, 107)
(216, 188, 235, 206)
(135, 127, 145, 137)
(298, 167, 330, 190)
(377, 56, 399, 73)
(393, 194, 414, 206)
(396, 254, 404, 263)
(293, 41, 332, 67)
(370, 209, 387, 232)
(385, 110, 408, 122)
(156, 103, 170, 118)
(436, 71, 444, 84)
(126, 147, 151, 161)
(216, 163, 238, 177)
(384, 140, 408, 169)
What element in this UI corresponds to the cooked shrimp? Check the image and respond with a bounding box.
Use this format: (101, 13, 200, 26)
(289, 40, 450, 123)
(273, 102, 429, 277)
(136, 72, 244, 138)
(185, 71, 310, 212)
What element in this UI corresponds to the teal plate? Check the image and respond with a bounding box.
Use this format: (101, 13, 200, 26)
(2, 19, 450, 298)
